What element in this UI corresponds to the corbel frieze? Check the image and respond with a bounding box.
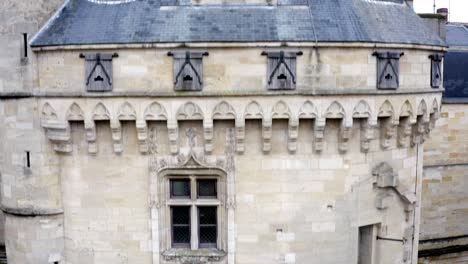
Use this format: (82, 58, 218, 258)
(39, 96, 441, 155)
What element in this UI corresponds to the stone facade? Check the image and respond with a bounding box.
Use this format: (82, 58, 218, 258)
(419, 104, 468, 263)
(0, 1, 449, 264)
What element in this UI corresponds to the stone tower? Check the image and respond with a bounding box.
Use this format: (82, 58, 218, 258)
(0, 0, 445, 263)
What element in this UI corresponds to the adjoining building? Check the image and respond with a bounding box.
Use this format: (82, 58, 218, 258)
(0, 0, 446, 263)
(419, 12, 468, 264)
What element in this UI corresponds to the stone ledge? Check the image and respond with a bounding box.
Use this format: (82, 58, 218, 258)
(1, 206, 64, 217)
(162, 248, 226, 263)
(0, 88, 443, 99)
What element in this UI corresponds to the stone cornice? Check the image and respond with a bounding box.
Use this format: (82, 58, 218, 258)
(0, 88, 443, 99)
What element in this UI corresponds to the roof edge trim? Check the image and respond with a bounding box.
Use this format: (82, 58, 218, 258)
(31, 41, 448, 52)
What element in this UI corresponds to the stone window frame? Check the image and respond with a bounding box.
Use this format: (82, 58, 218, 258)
(165, 173, 225, 250)
(151, 154, 234, 263)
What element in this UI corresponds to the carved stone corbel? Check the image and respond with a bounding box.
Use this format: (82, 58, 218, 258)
(398, 118, 413, 148)
(412, 118, 429, 146)
(136, 120, 148, 154)
(203, 119, 214, 154)
(84, 119, 97, 154)
(167, 119, 179, 155)
(110, 119, 123, 153)
(41, 120, 72, 153)
(313, 118, 326, 153)
(235, 118, 245, 154)
(380, 118, 398, 150)
(372, 162, 416, 222)
(262, 118, 272, 153)
(339, 119, 353, 153)
(288, 118, 299, 154)
(360, 119, 375, 153)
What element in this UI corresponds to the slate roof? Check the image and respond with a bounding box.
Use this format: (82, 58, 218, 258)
(443, 23, 468, 100)
(30, 0, 445, 47)
(446, 24, 468, 47)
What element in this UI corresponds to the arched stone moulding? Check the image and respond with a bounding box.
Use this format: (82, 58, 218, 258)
(39, 95, 441, 155)
(206, 101, 237, 154)
(324, 101, 353, 153)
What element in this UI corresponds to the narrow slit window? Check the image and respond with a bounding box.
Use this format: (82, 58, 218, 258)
(171, 206, 191, 248)
(22, 33, 28, 58)
(25, 151, 31, 168)
(198, 206, 217, 248)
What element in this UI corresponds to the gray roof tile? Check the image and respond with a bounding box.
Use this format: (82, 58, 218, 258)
(30, 0, 445, 47)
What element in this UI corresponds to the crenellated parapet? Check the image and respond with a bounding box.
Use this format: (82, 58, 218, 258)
(40, 94, 441, 155)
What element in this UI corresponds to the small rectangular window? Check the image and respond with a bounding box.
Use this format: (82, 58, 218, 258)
(170, 179, 191, 198)
(429, 54, 443, 88)
(171, 206, 191, 248)
(197, 179, 217, 198)
(198, 206, 217, 248)
(373, 51, 404, 90)
(80, 53, 117, 92)
(168, 51, 208, 91)
(262, 51, 302, 90)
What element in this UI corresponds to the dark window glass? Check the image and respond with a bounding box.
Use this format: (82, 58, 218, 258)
(171, 206, 191, 247)
(198, 206, 217, 248)
(170, 179, 190, 198)
(197, 179, 217, 198)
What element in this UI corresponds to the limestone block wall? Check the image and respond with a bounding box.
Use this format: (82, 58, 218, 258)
(54, 115, 422, 264)
(1, 42, 444, 264)
(4, 214, 64, 264)
(0, 0, 65, 262)
(420, 103, 468, 262)
(33, 90, 439, 264)
(34, 47, 438, 95)
(0, 0, 64, 94)
(0, 98, 64, 263)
